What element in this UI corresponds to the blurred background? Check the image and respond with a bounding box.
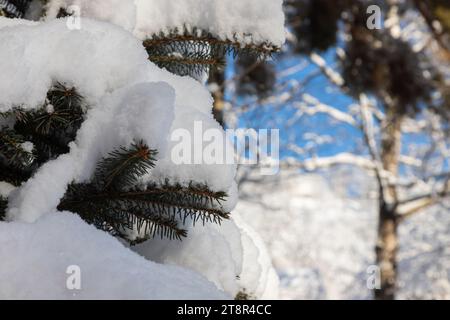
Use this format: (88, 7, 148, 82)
(208, 0, 450, 300)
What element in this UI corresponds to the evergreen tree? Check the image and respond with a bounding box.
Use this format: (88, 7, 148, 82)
(0, 1, 281, 245)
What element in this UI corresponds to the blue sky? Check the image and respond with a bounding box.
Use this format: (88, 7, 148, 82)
(224, 47, 450, 178)
(225, 48, 364, 161)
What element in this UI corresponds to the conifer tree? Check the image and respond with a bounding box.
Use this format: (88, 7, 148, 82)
(0, 1, 281, 244)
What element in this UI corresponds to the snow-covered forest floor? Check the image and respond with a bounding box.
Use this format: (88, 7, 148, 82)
(236, 169, 450, 300)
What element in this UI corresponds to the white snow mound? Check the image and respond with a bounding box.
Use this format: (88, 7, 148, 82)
(0, 212, 228, 300)
(44, 0, 286, 47)
(0, 17, 237, 223)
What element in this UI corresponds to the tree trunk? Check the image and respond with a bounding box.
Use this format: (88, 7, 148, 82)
(375, 202, 398, 300)
(375, 109, 402, 300)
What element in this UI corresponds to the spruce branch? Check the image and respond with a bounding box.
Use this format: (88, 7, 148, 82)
(124, 210, 188, 242)
(0, 127, 35, 168)
(12, 82, 85, 165)
(59, 142, 230, 242)
(0, 82, 87, 187)
(15, 83, 84, 136)
(59, 189, 187, 242)
(144, 28, 279, 77)
(59, 182, 229, 241)
(95, 140, 157, 191)
(48, 82, 84, 109)
(0, 162, 32, 186)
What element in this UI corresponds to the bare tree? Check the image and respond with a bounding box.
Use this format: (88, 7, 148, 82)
(228, 0, 450, 299)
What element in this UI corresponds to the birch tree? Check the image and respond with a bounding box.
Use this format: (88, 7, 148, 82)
(229, 0, 450, 300)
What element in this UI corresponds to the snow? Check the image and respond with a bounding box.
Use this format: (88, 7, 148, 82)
(232, 213, 280, 299)
(397, 208, 450, 300)
(0, 182, 15, 198)
(0, 5, 282, 299)
(237, 168, 450, 299)
(236, 171, 376, 299)
(133, 213, 279, 299)
(0, 18, 146, 110)
(0, 17, 237, 223)
(20, 141, 34, 153)
(0, 212, 228, 299)
(44, 0, 286, 47)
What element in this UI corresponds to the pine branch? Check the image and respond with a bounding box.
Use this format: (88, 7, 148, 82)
(148, 55, 225, 78)
(59, 182, 229, 240)
(0, 127, 35, 168)
(144, 28, 278, 77)
(15, 88, 84, 137)
(58, 142, 230, 242)
(62, 194, 187, 242)
(48, 82, 84, 109)
(0, 82, 86, 187)
(95, 140, 157, 191)
(123, 210, 188, 242)
(12, 82, 85, 165)
(0, 161, 33, 187)
(144, 32, 279, 56)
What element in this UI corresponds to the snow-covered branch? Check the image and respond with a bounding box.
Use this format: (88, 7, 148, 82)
(397, 178, 450, 220)
(309, 53, 345, 88)
(294, 94, 357, 127)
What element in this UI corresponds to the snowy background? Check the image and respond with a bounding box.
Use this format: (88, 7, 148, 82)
(236, 168, 450, 299)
